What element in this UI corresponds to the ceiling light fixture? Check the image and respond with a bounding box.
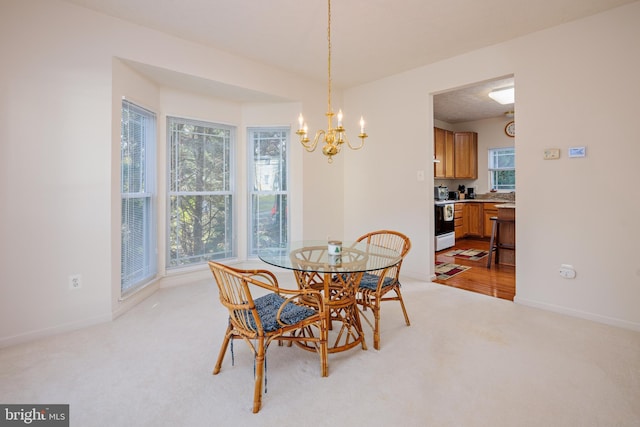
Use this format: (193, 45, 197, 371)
(295, 0, 367, 163)
(488, 87, 515, 105)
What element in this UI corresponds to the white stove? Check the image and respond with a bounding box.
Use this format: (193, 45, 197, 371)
(435, 232, 455, 251)
(435, 200, 455, 251)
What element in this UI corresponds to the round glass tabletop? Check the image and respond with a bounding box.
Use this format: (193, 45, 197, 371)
(258, 240, 402, 274)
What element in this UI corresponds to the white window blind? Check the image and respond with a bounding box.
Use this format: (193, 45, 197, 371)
(121, 100, 157, 295)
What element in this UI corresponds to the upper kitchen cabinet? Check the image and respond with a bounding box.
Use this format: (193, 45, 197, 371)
(434, 128, 477, 179)
(454, 131, 478, 180)
(434, 127, 454, 178)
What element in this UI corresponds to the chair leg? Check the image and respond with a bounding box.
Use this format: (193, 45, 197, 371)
(319, 322, 329, 377)
(213, 324, 233, 375)
(372, 304, 381, 350)
(487, 219, 497, 268)
(396, 288, 411, 327)
(372, 289, 411, 350)
(252, 338, 265, 413)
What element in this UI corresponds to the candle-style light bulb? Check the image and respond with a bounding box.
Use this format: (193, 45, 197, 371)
(337, 109, 343, 127)
(298, 113, 304, 130)
(359, 116, 365, 133)
(303, 123, 308, 134)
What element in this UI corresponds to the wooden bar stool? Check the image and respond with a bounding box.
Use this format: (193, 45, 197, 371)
(486, 216, 515, 268)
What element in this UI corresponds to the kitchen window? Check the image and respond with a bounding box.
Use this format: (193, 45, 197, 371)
(488, 147, 515, 191)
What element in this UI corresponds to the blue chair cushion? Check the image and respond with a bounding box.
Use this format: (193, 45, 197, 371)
(358, 272, 397, 291)
(251, 293, 317, 332)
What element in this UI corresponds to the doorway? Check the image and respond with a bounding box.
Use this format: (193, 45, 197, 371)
(432, 75, 516, 300)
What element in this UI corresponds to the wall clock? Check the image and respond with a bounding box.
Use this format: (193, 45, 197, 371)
(504, 120, 515, 137)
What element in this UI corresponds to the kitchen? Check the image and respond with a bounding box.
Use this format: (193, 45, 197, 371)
(432, 76, 516, 300)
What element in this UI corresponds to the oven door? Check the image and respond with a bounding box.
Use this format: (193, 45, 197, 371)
(435, 203, 455, 236)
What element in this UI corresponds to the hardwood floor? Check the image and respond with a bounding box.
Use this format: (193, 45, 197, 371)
(434, 237, 516, 301)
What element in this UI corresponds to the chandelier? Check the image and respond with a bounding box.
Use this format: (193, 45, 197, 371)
(296, 0, 368, 163)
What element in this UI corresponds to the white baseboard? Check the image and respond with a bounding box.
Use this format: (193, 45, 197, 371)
(514, 296, 640, 332)
(159, 269, 211, 289)
(402, 269, 433, 283)
(159, 259, 270, 288)
(0, 312, 113, 349)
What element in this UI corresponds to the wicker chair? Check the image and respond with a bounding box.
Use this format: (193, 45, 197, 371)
(355, 230, 411, 350)
(208, 261, 328, 413)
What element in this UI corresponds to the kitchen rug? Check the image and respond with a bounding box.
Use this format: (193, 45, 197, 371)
(443, 248, 490, 261)
(435, 261, 471, 280)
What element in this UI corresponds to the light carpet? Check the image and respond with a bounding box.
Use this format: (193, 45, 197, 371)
(1, 274, 639, 427)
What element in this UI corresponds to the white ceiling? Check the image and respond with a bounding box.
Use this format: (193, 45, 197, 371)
(61, 0, 635, 122)
(434, 76, 515, 123)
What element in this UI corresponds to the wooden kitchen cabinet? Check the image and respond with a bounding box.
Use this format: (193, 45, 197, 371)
(463, 203, 483, 237)
(434, 127, 454, 178)
(482, 203, 499, 238)
(453, 132, 478, 179)
(454, 203, 466, 239)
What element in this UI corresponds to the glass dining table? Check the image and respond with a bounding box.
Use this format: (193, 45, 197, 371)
(258, 240, 402, 353)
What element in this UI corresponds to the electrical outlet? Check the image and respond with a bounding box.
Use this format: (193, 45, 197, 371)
(69, 274, 82, 290)
(559, 264, 576, 279)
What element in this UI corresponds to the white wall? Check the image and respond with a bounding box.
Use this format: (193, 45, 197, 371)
(343, 74, 433, 279)
(344, 2, 640, 329)
(1, 0, 116, 345)
(513, 3, 640, 328)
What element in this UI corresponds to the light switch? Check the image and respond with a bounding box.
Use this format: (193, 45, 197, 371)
(543, 148, 560, 160)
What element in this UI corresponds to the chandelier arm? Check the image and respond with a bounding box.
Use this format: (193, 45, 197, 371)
(343, 133, 366, 151)
(314, 130, 326, 149)
(300, 132, 320, 152)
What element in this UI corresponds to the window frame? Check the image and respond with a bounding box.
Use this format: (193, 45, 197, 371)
(247, 126, 290, 257)
(120, 99, 157, 296)
(488, 146, 516, 191)
(166, 116, 236, 269)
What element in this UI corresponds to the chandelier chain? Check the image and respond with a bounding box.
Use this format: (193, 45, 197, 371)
(327, 0, 332, 116)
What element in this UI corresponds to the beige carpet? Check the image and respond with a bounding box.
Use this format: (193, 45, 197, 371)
(1, 274, 639, 426)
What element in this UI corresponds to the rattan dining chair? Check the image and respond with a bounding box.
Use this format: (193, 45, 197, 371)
(208, 261, 328, 413)
(354, 230, 411, 350)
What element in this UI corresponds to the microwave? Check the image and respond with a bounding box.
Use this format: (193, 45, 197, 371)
(434, 186, 448, 201)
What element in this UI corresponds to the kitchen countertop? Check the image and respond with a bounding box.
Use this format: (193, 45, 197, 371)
(448, 199, 514, 204)
(436, 193, 515, 205)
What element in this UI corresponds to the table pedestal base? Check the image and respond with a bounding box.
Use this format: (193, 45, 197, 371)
(292, 270, 367, 354)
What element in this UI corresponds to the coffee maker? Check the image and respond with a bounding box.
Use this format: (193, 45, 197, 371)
(466, 187, 475, 199)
